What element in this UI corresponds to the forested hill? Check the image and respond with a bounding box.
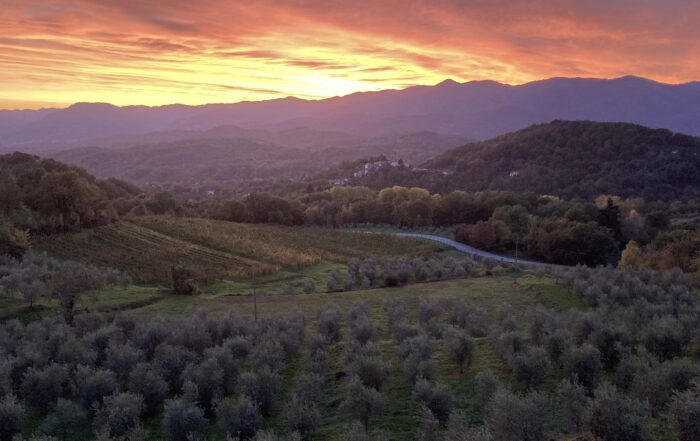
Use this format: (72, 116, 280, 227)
(353, 121, 700, 200)
(0, 152, 140, 241)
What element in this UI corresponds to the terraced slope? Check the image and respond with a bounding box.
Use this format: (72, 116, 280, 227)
(34, 216, 439, 284)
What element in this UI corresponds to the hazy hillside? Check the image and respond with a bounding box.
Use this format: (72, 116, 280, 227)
(349, 121, 700, 200)
(50, 130, 466, 184)
(2, 76, 700, 148)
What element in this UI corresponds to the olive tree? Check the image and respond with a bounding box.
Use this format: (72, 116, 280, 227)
(589, 384, 647, 441)
(342, 376, 386, 432)
(162, 388, 207, 441)
(0, 394, 24, 441)
(39, 398, 87, 441)
(445, 327, 475, 374)
(216, 395, 262, 440)
(93, 392, 143, 438)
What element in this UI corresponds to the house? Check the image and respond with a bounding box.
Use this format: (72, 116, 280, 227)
(329, 178, 348, 186)
(509, 171, 520, 177)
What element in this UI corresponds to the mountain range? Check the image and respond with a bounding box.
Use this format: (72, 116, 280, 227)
(1, 75, 700, 150)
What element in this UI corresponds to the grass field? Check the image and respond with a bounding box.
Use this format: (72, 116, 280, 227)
(33, 217, 442, 285)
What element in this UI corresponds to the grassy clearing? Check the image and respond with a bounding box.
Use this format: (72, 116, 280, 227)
(33, 217, 442, 285)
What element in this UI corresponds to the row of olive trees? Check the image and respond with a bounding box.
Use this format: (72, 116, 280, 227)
(0, 253, 131, 322)
(329, 256, 482, 293)
(0, 308, 305, 441)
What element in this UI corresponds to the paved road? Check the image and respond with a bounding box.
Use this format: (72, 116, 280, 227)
(394, 232, 563, 268)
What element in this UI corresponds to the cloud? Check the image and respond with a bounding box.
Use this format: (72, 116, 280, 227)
(1, 0, 699, 108)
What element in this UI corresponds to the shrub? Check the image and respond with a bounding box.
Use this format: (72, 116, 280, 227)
(0, 394, 24, 441)
(303, 279, 316, 294)
(383, 274, 399, 287)
(162, 394, 207, 441)
(93, 392, 143, 438)
(171, 265, 198, 295)
(590, 384, 647, 441)
(216, 395, 262, 440)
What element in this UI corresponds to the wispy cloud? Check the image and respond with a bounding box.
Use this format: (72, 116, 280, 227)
(1, 0, 699, 108)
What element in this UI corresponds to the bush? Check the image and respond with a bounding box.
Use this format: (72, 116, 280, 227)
(216, 395, 262, 441)
(171, 265, 198, 295)
(303, 279, 316, 294)
(93, 392, 143, 438)
(486, 389, 548, 441)
(0, 394, 24, 441)
(411, 378, 455, 424)
(162, 394, 207, 441)
(590, 384, 647, 441)
(39, 398, 87, 440)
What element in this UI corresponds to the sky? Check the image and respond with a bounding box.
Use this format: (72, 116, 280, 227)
(1, 0, 699, 109)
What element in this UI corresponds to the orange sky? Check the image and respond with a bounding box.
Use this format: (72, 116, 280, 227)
(2, 0, 699, 109)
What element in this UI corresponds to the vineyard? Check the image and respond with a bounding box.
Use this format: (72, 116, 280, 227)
(33, 217, 440, 285)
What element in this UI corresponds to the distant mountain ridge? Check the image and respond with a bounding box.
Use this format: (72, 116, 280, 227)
(2, 75, 700, 147)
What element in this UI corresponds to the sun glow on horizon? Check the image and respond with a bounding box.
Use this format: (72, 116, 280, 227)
(1, 0, 698, 109)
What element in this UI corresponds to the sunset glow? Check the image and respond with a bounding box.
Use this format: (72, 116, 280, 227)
(2, 0, 699, 109)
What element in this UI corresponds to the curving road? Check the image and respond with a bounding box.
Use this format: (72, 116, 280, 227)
(393, 232, 564, 268)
